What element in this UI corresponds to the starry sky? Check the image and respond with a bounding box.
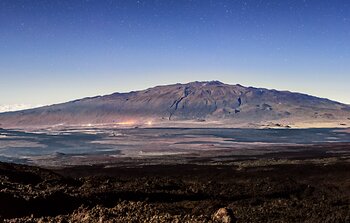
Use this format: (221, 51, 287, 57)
(0, 0, 349, 108)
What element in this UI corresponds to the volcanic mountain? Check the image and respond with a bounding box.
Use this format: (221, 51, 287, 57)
(1, 81, 349, 128)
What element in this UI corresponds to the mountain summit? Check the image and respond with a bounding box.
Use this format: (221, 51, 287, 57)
(1, 81, 349, 128)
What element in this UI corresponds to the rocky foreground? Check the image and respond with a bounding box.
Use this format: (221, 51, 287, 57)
(1, 157, 349, 222)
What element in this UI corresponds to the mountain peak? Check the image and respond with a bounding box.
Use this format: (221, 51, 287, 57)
(0, 81, 349, 128)
(190, 80, 225, 85)
(171, 80, 226, 87)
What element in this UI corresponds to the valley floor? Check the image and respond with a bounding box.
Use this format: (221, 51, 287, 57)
(1, 143, 350, 222)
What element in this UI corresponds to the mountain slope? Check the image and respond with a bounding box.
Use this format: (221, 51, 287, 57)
(0, 81, 349, 128)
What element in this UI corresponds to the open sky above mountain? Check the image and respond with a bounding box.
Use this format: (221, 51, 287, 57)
(1, 0, 349, 107)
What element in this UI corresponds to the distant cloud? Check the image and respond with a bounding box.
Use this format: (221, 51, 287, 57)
(0, 104, 45, 113)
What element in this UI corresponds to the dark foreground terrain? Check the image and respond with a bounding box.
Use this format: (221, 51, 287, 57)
(1, 148, 350, 223)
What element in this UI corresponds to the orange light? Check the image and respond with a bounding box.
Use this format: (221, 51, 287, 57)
(116, 120, 135, 125)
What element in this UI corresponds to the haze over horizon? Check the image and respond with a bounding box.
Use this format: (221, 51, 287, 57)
(1, 0, 350, 108)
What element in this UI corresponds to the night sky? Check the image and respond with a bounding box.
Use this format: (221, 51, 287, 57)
(0, 0, 349, 108)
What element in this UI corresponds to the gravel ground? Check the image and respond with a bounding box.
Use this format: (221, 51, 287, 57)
(1, 154, 350, 222)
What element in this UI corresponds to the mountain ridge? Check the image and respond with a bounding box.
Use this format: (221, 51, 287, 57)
(0, 81, 349, 128)
(61, 81, 347, 107)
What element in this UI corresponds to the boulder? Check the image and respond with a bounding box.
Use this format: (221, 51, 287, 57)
(213, 207, 236, 223)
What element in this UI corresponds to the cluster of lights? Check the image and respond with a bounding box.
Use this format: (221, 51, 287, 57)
(115, 120, 153, 126)
(116, 121, 135, 125)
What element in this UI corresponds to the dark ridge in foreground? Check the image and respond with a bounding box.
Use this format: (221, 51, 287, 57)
(0, 81, 349, 128)
(1, 158, 349, 222)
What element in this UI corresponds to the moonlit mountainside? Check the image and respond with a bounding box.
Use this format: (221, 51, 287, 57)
(0, 81, 349, 128)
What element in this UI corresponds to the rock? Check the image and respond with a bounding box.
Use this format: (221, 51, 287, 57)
(213, 208, 236, 223)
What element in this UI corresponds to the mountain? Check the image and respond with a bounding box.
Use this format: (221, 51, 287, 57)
(0, 81, 349, 128)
